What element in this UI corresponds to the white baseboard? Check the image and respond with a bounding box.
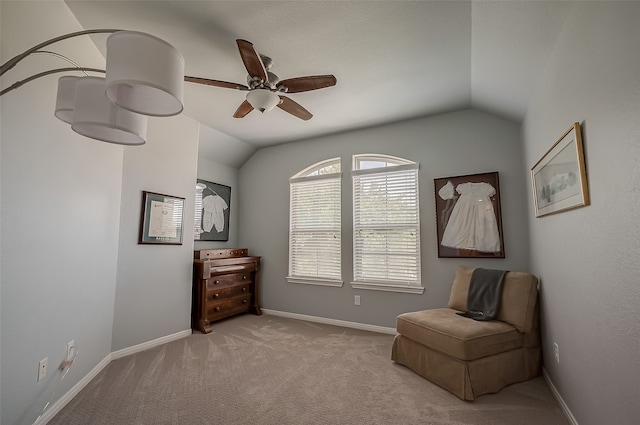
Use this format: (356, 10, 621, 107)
(37, 329, 192, 424)
(111, 329, 192, 360)
(35, 354, 112, 425)
(543, 368, 579, 425)
(262, 309, 397, 335)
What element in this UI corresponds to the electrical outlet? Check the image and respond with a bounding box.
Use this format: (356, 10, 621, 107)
(38, 357, 48, 382)
(354, 295, 361, 306)
(66, 340, 75, 362)
(553, 342, 560, 364)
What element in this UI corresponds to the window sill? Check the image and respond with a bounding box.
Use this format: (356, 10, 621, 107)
(350, 281, 424, 294)
(286, 277, 344, 287)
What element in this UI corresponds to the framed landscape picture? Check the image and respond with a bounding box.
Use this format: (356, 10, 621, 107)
(194, 179, 231, 241)
(434, 171, 505, 258)
(531, 122, 589, 218)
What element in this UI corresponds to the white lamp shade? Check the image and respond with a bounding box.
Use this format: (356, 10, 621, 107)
(105, 31, 184, 117)
(246, 89, 280, 113)
(71, 77, 148, 146)
(54, 76, 82, 124)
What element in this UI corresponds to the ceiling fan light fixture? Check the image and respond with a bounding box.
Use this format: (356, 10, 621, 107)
(246, 89, 280, 113)
(105, 31, 185, 117)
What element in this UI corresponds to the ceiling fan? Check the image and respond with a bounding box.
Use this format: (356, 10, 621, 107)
(185, 39, 336, 120)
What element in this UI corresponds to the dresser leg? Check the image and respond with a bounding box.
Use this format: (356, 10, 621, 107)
(250, 306, 263, 316)
(198, 319, 212, 334)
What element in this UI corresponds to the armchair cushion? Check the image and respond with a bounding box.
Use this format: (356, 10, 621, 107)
(396, 308, 523, 361)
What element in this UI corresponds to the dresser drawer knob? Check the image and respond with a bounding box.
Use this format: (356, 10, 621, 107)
(213, 293, 219, 298)
(242, 275, 247, 280)
(214, 280, 220, 285)
(242, 299, 247, 304)
(214, 306, 221, 312)
(242, 287, 247, 292)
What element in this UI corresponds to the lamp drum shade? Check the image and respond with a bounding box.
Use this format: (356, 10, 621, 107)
(105, 31, 184, 117)
(55, 75, 82, 124)
(71, 77, 148, 145)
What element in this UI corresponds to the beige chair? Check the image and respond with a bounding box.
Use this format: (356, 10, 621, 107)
(391, 266, 541, 400)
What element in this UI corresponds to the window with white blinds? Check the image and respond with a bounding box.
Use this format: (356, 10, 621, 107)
(352, 155, 422, 293)
(287, 158, 342, 287)
(194, 183, 204, 239)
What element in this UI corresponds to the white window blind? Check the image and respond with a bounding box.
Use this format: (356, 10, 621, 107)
(288, 162, 342, 286)
(194, 188, 203, 239)
(353, 162, 421, 289)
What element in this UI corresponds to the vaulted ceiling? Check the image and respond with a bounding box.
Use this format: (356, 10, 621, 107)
(64, 1, 574, 165)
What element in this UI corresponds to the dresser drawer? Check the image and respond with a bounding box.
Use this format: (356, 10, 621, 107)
(206, 272, 252, 289)
(205, 283, 252, 302)
(195, 248, 249, 260)
(206, 294, 252, 321)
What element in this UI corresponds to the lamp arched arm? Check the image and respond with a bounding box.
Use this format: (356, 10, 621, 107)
(1, 29, 253, 98)
(0, 70, 246, 97)
(0, 67, 106, 97)
(0, 29, 121, 77)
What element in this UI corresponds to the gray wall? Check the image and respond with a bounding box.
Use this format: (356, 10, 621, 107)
(522, 2, 640, 424)
(194, 156, 240, 249)
(111, 115, 199, 351)
(238, 109, 529, 328)
(1, 3, 120, 424)
(1, 107, 121, 424)
(1, 2, 200, 423)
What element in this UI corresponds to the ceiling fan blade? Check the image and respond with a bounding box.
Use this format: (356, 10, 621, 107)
(233, 100, 254, 118)
(236, 39, 267, 81)
(277, 96, 313, 121)
(184, 76, 248, 91)
(277, 75, 337, 93)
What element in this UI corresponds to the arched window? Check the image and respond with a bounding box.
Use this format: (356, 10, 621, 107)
(287, 158, 342, 286)
(352, 154, 422, 293)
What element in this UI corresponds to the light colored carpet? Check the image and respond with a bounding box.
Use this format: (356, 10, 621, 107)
(49, 314, 569, 425)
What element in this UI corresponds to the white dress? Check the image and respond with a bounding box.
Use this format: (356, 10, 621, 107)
(440, 182, 500, 252)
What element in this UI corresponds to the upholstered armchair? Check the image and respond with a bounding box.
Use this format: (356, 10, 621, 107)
(391, 266, 541, 400)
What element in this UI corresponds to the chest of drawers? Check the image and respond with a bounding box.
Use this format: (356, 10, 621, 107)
(193, 248, 262, 333)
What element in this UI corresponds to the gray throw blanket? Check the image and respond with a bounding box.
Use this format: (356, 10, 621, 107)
(457, 268, 508, 321)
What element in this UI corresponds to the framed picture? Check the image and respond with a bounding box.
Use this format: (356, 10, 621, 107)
(531, 122, 589, 218)
(434, 171, 505, 258)
(139, 191, 185, 245)
(194, 180, 231, 241)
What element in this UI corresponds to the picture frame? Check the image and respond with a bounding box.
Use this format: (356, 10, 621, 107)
(139, 191, 185, 245)
(531, 122, 589, 218)
(434, 171, 505, 258)
(194, 179, 231, 241)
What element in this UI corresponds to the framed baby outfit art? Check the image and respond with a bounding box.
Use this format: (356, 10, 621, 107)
(194, 179, 231, 241)
(434, 172, 505, 258)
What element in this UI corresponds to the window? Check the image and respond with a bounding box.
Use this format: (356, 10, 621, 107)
(352, 154, 422, 293)
(287, 158, 342, 286)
